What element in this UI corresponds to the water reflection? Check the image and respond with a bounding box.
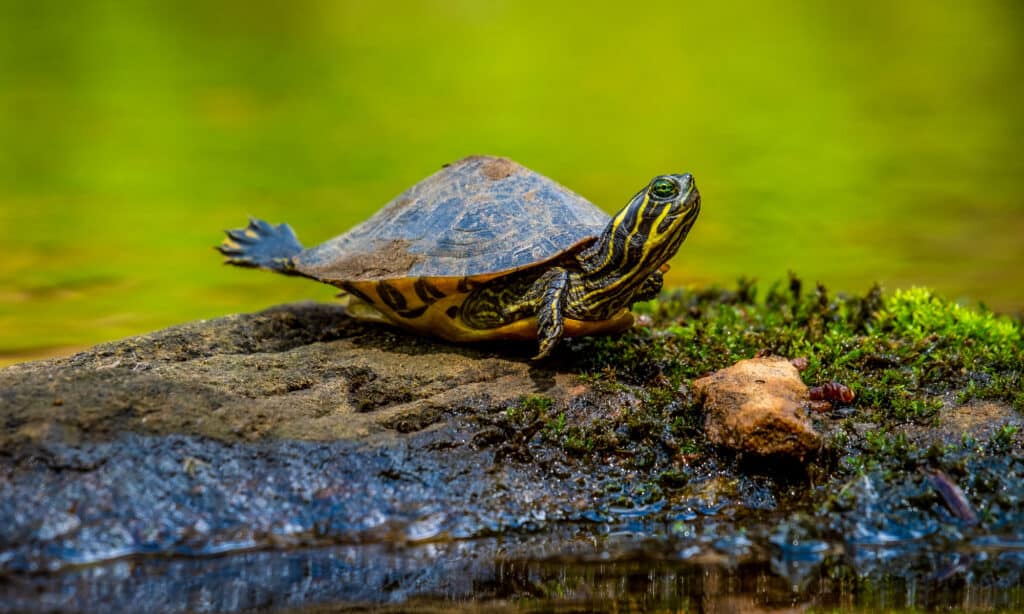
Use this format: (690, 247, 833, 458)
(2, 537, 1022, 613)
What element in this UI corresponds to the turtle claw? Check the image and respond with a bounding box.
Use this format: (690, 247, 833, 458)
(532, 340, 557, 361)
(225, 227, 257, 245)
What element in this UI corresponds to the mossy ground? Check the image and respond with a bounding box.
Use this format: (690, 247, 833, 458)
(576, 277, 1019, 434)
(580, 275, 1022, 418)
(497, 276, 1023, 557)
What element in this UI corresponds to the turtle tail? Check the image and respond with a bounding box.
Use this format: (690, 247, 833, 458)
(217, 218, 304, 274)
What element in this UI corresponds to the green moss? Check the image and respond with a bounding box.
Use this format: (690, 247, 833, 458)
(470, 279, 1022, 590)
(570, 278, 1023, 431)
(515, 394, 554, 415)
(482, 278, 1020, 537)
(561, 427, 596, 455)
(990, 424, 1019, 452)
(507, 394, 554, 426)
(544, 412, 567, 439)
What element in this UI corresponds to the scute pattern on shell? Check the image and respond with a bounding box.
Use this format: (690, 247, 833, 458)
(294, 156, 611, 281)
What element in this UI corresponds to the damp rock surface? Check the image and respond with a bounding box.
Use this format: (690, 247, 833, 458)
(0, 302, 590, 574)
(1, 286, 1022, 613)
(0, 301, 543, 448)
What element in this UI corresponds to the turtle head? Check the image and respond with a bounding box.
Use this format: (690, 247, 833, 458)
(630, 173, 701, 263)
(584, 173, 700, 274)
(575, 172, 700, 315)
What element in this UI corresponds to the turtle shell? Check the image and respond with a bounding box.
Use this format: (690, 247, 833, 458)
(294, 156, 610, 282)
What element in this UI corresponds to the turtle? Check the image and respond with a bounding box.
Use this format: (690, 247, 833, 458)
(217, 155, 701, 359)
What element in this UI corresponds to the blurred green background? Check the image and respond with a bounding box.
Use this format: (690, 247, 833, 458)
(1, 0, 1022, 365)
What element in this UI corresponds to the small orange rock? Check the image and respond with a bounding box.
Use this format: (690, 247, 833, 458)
(693, 357, 821, 460)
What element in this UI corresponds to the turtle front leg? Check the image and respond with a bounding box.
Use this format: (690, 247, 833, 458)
(527, 267, 570, 359)
(634, 270, 664, 302)
(489, 267, 569, 358)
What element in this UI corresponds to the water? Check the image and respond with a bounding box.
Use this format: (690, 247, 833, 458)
(1, 1, 1022, 364)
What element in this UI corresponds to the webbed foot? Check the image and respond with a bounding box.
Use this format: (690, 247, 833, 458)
(217, 218, 303, 274)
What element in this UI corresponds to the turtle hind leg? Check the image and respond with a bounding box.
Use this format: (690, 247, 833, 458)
(217, 218, 304, 274)
(339, 293, 393, 325)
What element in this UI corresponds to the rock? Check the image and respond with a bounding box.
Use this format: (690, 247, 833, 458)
(0, 302, 602, 575)
(8, 301, 777, 591)
(0, 302, 541, 448)
(0, 302, 826, 587)
(1, 298, 1020, 611)
(893, 399, 1024, 448)
(693, 357, 821, 460)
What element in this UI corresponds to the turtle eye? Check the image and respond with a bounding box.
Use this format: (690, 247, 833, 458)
(650, 178, 679, 200)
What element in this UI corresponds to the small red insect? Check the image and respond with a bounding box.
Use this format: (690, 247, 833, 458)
(809, 381, 855, 404)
